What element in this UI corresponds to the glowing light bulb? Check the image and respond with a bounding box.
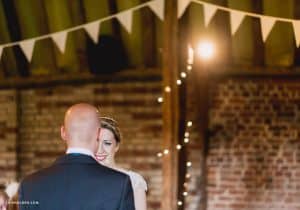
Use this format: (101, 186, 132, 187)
(197, 41, 215, 60)
(165, 86, 171, 92)
(163, 149, 169, 155)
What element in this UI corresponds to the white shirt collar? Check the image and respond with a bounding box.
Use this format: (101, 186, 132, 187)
(66, 147, 95, 158)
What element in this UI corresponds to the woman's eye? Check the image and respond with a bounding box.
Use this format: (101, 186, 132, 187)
(104, 142, 112, 146)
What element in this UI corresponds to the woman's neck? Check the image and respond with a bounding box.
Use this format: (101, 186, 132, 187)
(106, 159, 117, 169)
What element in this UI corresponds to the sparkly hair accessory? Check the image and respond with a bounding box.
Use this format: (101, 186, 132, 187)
(100, 116, 122, 143)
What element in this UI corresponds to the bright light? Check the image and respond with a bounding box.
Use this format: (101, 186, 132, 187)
(184, 132, 189, 138)
(187, 121, 193, 127)
(180, 72, 187, 78)
(183, 191, 188, 196)
(187, 44, 194, 64)
(157, 152, 163, 157)
(197, 41, 215, 60)
(177, 79, 182, 85)
(163, 149, 169, 155)
(178, 201, 183, 206)
(165, 86, 171, 92)
(184, 138, 189, 143)
(176, 144, 182, 150)
(157, 97, 163, 103)
(186, 162, 192, 167)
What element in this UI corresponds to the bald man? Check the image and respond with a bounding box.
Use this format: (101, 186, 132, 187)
(18, 103, 135, 210)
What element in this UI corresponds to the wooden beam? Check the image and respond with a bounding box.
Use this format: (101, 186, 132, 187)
(177, 5, 190, 210)
(2, 0, 29, 77)
(191, 61, 211, 210)
(252, 0, 265, 66)
(43, 0, 80, 73)
(0, 68, 161, 89)
(263, 0, 294, 66)
(116, 0, 143, 67)
(14, 0, 58, 76)
(0, 1, 18, 78)
(141, 3, 156, 67)
(162, 0, 180, 209)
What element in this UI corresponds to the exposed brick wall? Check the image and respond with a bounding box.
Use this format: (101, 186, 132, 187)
(0, 90, 18, 188)
(0, 77, 162, 209)
(207, 78, 300, 210)
(9, 73, 300, 210)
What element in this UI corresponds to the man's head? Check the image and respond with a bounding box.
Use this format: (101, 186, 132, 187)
(61, 103, 101, 153)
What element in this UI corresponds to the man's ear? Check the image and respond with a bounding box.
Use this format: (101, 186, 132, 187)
(61, 126, 67, 141)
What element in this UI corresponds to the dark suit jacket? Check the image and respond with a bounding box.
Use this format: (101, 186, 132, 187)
(18, 154, 135, 210)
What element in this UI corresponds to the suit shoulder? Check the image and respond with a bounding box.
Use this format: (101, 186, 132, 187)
(98, 164, 129, 179)
(21, 165, 56, 185)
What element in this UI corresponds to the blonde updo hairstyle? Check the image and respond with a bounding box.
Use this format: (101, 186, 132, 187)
(100, 117, 122, 144)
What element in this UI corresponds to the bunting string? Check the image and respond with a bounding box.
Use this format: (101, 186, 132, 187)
(0, 0, 165, 61)
(178, 0, 300, 46)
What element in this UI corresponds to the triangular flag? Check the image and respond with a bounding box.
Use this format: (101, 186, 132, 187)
(260, 16, 276, 42)
(203, 4, 217, 27)
(293, 21, 300, 47)
(178, 0, 191, 19)
(0, 47, 3, 59)
(117, 10, 133, 33)
(52, 31, 68, 53)
(84, 21, 101, 43)
(148, 0, 165, 20)
(230, 11, 245, 35)
(20, 39, 35, 62)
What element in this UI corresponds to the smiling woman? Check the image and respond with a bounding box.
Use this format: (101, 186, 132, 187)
(95, 117, 147, 210)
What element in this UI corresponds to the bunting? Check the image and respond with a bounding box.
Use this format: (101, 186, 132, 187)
(178, 0, 191, 18)
(117, 11, 133, 34)
(52, 32, 68, 53)
(260, 17, 276, 42)
(203, 4, 217, 27)
(84, 21, 101, 43)
(148, 0, 165, 20)
(0, 0, 165, 62)
(230, 11, 245, 35)
(293, 21, 300, 47)
(178, 0, 300, 47)
(20, 39, 35, 62)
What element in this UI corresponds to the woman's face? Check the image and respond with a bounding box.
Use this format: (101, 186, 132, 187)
(95, 128, 119, 166)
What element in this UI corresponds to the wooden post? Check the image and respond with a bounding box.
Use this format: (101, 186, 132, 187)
(162, 0, 179, 209)
(192, 60, 211, 210)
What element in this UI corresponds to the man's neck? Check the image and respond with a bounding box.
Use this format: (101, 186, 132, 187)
(66, 147, 94, 157)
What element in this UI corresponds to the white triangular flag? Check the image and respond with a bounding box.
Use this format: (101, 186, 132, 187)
(52, 31, 68, 53)
(293, 21, 300, 47)
(20, 39, 35, 62)
(230, 11, 245, 35)
(148, 0, 165, 20)
(178, 0, 191, 18)
(84, 21, 101, 43)
(260, 16, 276, 42)
(0, 46, 3, 59)
(117, 10, 133, 33)
(203, 4, 217, 27)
